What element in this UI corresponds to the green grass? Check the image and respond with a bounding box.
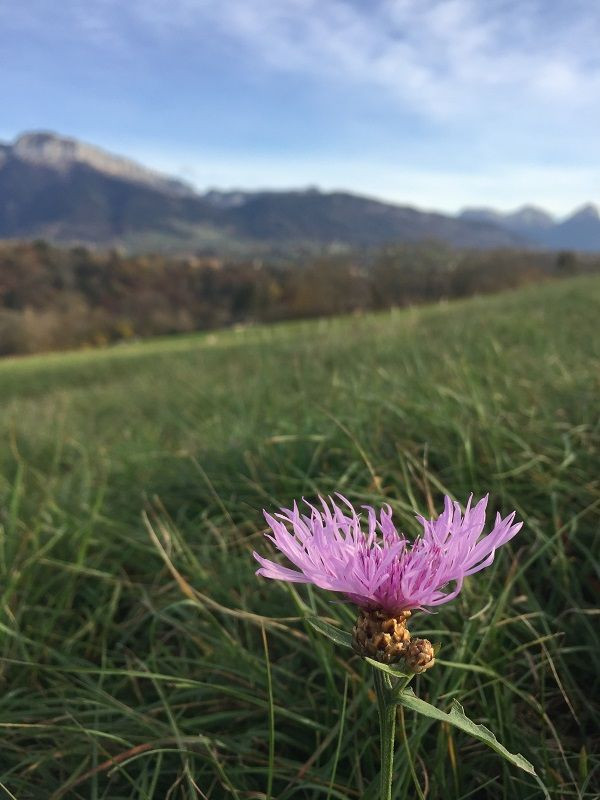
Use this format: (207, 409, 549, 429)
(0, 276, 599, 799)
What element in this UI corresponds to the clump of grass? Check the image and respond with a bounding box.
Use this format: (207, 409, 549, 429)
(0, 276, 598, 798)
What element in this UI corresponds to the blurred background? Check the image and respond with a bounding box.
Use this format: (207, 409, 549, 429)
(0, 3, 599, 799)
(1, 0, 600, 353)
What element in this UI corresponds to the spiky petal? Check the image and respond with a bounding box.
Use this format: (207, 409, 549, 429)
(253, 494, 522, 613)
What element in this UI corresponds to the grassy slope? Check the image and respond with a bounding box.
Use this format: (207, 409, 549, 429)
(0, 277, 599, 799)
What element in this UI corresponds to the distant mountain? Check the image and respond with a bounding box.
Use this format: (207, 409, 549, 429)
(460, 205, 555, 239)
(0, 132, 222, 247)
(8, 132, 195, 197)
(0, 130, 572, 253)
(460, 204, 600, 251)
(221, 189, 523, 248)
(547, 204, 600, 251)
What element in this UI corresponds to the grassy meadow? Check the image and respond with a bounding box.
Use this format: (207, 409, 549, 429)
(0, 276, 599, 799)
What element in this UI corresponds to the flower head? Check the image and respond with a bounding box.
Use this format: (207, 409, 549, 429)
(253, 494, 522, 613)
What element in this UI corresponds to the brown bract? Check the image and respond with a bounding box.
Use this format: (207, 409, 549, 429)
(352, 608, 411, 664)
(404, 637, 436, 674)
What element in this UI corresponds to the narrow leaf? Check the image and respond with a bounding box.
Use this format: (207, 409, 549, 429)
(397, 688, 537, 777)
(306, 617, 353, 649)
(365, 657, 411, 678)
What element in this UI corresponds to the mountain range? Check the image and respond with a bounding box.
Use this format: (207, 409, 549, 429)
(1, 131, 599, 253)
(459, 204, 600, 251)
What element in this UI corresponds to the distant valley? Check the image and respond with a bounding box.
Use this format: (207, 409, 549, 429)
(1, 131, 599, 253)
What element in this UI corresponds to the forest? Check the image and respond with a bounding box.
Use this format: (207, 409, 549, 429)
(0, 239, 594, 355)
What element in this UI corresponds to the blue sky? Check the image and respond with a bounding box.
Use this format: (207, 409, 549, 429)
(1, 0, 598, 214)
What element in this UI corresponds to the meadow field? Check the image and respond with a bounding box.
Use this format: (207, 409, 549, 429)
(0, 276, 598, 799)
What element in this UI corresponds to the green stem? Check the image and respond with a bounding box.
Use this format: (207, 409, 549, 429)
(373, 669, 396, 800)
(398, 705, 425, 800)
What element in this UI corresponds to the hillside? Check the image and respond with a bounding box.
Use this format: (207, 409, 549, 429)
(0, 276, 598, 797)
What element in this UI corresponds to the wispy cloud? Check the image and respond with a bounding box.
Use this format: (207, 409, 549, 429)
(6, 0, 600, 118)
(118, 0, 600, 118)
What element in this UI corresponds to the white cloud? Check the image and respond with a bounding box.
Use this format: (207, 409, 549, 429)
(10, 0, 599, 120)
(122, 0, 600, 119)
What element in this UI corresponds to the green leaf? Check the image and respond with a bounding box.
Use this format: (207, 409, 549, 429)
(306, 617, 353, 649)
(365, 657, 411, 679)
(397, 688, 537, 777)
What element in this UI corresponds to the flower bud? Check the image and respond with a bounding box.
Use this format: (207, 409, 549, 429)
(404, 637, 435, 674)
(352, 608, 411, 664)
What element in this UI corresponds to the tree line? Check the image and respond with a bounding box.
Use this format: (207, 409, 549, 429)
(0, 240, 594, 356)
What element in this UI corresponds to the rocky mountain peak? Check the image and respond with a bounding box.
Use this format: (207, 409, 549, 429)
(10, 131, 196, 198)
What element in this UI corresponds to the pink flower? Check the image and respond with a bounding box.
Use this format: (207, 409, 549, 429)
(253, 494, 522, 613)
